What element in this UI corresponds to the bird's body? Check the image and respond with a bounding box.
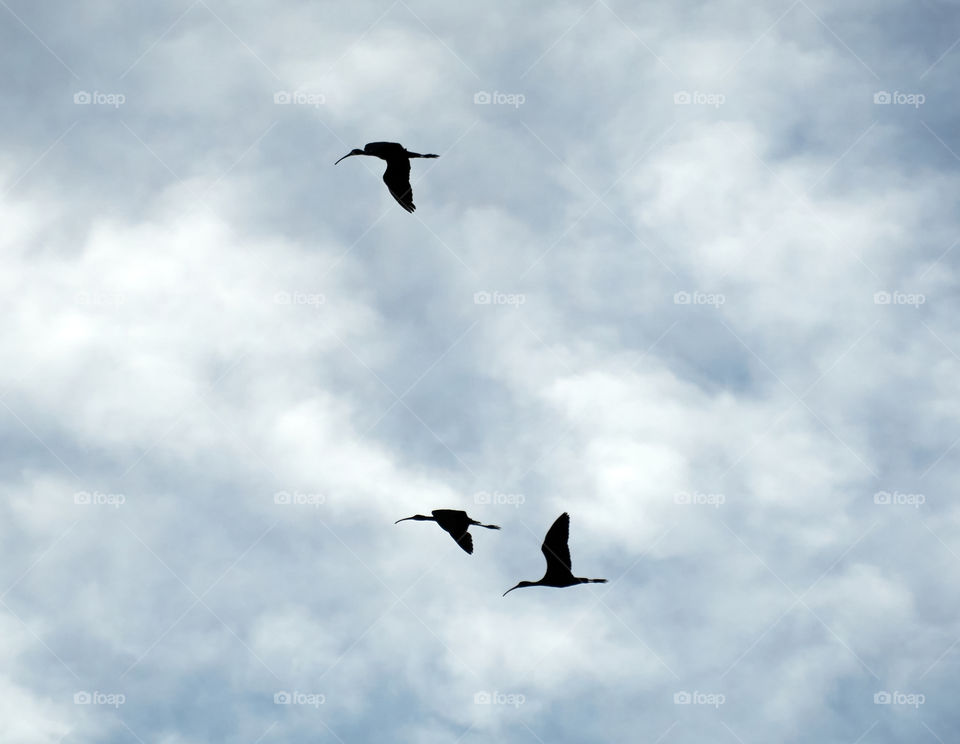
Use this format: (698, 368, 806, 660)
(503, 512, 607, 595)
(335, 141, 438, 212)
(395, 509, 500, 554)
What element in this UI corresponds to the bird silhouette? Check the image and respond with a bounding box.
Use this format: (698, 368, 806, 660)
(395, 509, 500, 554)
(335, 142, 438, 213)
(503, 512, 607, 595)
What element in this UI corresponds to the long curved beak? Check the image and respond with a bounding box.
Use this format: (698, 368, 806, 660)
(502, 584, 521, 597)
(334, 152, 357, 165)
(394, 516, 415, 524)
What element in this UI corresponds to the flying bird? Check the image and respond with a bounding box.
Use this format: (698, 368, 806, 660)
(335, 142, 438, 213)
(503, 512, 607, 595)
(395, 509, 500, 554)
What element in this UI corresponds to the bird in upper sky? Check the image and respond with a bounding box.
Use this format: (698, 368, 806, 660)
(335, 141, 438, 213)
(503, 512, 607, 595)
(395, 509, 500, 554)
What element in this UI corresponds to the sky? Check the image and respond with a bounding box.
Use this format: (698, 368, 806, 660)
(1, 0, 960, 742)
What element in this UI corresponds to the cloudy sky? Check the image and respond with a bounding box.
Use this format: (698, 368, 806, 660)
(2, 0, 960, 742)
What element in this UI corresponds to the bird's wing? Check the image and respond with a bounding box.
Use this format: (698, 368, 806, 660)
(452, 530, 474, 554)
(382, 158, 415, 213)
(435, 512, 474, 554)
(541, 512, 572, 573)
